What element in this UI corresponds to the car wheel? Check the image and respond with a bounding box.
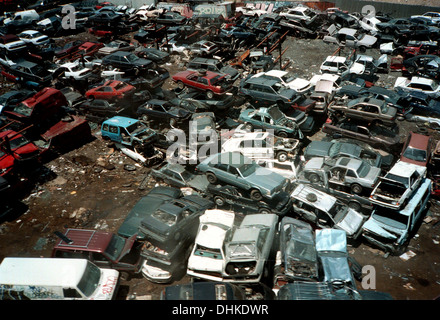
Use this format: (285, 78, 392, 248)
(406, 66, 416, 74)
(258, 207, 271, 214)
(359, 46, 367, 53)
(276, 100, 284, 109)
(141, 114, 149, 121)
(308, 173, 320, 183)
(206, 172, 218, 184)
(385, 27, 391, 34)
(250, 189, 263, 201)
(206, 90, 214, 99)
(277, 131, 288, 138)
(245, 122, 254, 131)
(351, 183, 363, 195)
(170, 118, 177, 127)
(348, 201, 362, 212)
(120, 271, 131, 281)
(277, 151, 288, 162)
(214, 196, 226, 207)
(177, 81, 185, 90)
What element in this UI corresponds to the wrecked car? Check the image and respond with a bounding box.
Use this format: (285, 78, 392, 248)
(273, 217, 319, 288)
(223, 213, 278, 283)
(323, 27, 377, 52)
(291, 183, 367, 239)
(363, 178, 431, 255)
(400, 131, 432, 167)
(195, 152, 291, 201)
(186, 209, 236, 282)
(187, 57, 240, 82)
(136, 99, 190, 127)
(151, 163, 209, 192)
(52, 228, 144, 280)
(302, 156, 381, 195)
(370, 161, 427, 210)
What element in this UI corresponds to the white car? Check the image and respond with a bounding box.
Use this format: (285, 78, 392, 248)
(0, 34, 27, 52)
(59, 61, 93, 80)
(411, 12, 440, 24)
(253, 70, 312, 94)
(72, 55, 102, 69)
(221, 131, 300, 162)
(394, 76, 440, 98)
(279, 6, 317, 22)
(323, 27, 377, 51)
(255, 158, 298, 181)
(236, 4, 267, 17)
(18, 30, 50, 46)
(320, 55, 365, 75)
(370, 161, 427, 210)
(186, 209, 235, 282)
(359, 16, 381, 35)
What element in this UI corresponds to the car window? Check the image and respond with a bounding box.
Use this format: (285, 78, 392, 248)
(109, 125, 118, 134)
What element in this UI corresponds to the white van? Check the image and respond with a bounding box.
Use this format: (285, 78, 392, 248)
(0, 257, 119, 300)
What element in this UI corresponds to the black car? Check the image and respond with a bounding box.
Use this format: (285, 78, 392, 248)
(134, 24, 168, 44)
(136, 47, 170, 64)
(138, 194, 214, 245)
(7, 60, 56, 86)
(403, 54, 440, 79)
(101, 51, 154, 73)
(172, 90, 236, 112)
(78, 99, 134, 122)
(0, 89, 34, 114)
(161, 282, 247, 300)
(136, 98, 190, 126)
(376, 18, 412, 35)
(187, 57, 240, 82)
(87, 11, 123, 26)
(395, 24, 440, 43)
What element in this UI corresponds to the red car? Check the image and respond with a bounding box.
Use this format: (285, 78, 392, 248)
(69, 42, 104, 61)
(85, 80, 136, 100)
(0, 130, 42, 177)
(172, 70, 232, 99)
(400, 131, 432, 167)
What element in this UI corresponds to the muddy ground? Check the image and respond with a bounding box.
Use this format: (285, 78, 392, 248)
(1, 31, 440, 301)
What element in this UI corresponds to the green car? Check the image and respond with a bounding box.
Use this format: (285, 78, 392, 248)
(238, 106, 303, 139)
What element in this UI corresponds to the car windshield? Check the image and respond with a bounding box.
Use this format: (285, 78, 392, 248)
(380, 102, 389, 113)
(126, 121, 146, 134)
(210, 75, 222, 85)
(328, 143, 343, 157)
(104, 234, 127, 261)
(372, 208, 409, 230)
(152, 209, 177, 226)
(384, 173, 409, 188)
(403, 147, 427, 162)
(8, 136, 30, 149)
(194, 244, 223, 259)
(29, 65, 45, 75)
(356, 161, 371, 178)
(268, 107, 284, 121)
(76, 261, 102, 297)
(107, 41, 120, 48)
(12, 102, 32, 117)
(124, 53, 139, 63)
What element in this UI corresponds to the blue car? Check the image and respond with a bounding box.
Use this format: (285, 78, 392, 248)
(101, 116, 157, 147)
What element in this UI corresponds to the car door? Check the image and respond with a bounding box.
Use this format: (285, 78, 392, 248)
(227, 165, 249, 190)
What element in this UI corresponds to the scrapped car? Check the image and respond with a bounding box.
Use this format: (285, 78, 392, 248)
(316, 229, 357, 290)
(370, 161, 427, 210)
(304, 140, 382, 168)
(52, 228, 144, 279)
(400, 131, 432, 167)
(206, 184, 293, 216)
(394, 76, 440, 99)
(188, 40, 219, 57)
(154, 11, 187, 25)
(0, 34, 27, 53)
(279, 6, 318, 22)
(291, 184, 367, 239)
(223, 213, 278, 283)
(252, 70, 313, 95)
(172, 91, 236, 112)
(58, 61, 92, 80)
(97, 40, 135, 55)
(302, 156, 381, 195)
(320, 55, 365, 75)
(238, 106, 304, 139)
(160, 282, 248, 300)
(85, 80, 135, 101)
(329, 97, 397, 126)
(363, 178, 431, 255)
(78, 99, 133, 122)
(323, 27, 377, 51)
(255, 158, 298, 181)
(322, 120, 402, 152)
(138, 194, 214, 244)
(101, 116, 157, 148)
(186, 209, 236, 282)
(221, 131, 300, 162)
(274, 217, 319, 288)
(17, 30, 49, 46)
(7, 60, 54, 86)
(117, 186, 182, 239)
(136, 99, 190, 127)
(151, 163, 209, 191)
(172, 70, 233, 99)
(187, 57, 240, 82)
(0, 90, 34, 114)
(101, 51, 153, 73)
(196, 152, 291, 201)
(403, 55, 440, 79)
(136, 47, 170, 64)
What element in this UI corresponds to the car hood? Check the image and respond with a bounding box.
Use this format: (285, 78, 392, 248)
(187, 174, 209, 191)
(360, 35, 377, 46)
(279, 88, 297, 100)
(188, 254, 224, 274)
(335, 208, 365, 237)
(364, 166, 381, 184)
(305, 141, 332, 158)
(133, 57, 153, 67)
(247, 167, 287, 193)
(362, 217, 404, 241)
(221, 65, 239, 78)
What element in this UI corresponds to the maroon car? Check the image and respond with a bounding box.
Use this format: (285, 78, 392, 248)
(172, 70, 233, 99)
(400, 131, 432, 167)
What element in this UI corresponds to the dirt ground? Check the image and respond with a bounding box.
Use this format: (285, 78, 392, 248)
(1, 31, 440, 301)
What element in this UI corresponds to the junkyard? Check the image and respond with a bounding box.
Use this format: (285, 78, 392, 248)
(0, 0, 440, 302)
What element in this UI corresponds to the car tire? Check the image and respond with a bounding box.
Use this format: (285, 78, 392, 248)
(277, 151, 288, 162)
(351, 183, 363, 195)
(206, 172, 217, 184)
(141, 114, 149, 121)
(308, 173, 320, 183)
(277, 131, 288, 138)
(170, 118, 177, 127)
(258, 207, 271, 214)
(206, 90, 214, 99)
(250, 189, 263, 201)
(348, 201, 362, 212)
(359, 46, 367, 53)
(245, 122, 254, 131)
(120, 271, 131, 281)
(177, 81, 185, 90)
(214, 196, 226, 207)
